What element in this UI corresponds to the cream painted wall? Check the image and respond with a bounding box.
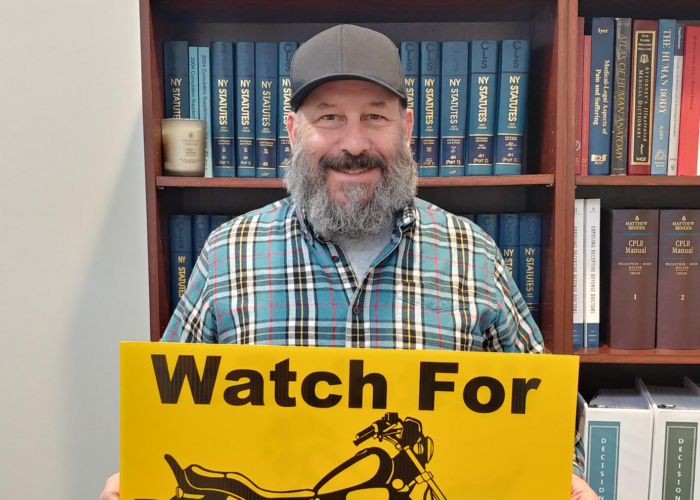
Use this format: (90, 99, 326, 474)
(0, 1, 149, 498)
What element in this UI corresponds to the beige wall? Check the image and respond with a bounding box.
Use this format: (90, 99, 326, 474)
(0, 0, 149, 497)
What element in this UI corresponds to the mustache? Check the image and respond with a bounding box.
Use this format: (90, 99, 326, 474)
(318, 152, 388, 173)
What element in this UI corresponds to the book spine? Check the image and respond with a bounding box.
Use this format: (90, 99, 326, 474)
(439, 41, 469, 177)
(499, 214, 521, 281)
(164, 41, 190, 119)
(401, 42, 420, 161)
(585, 421, 620, 496)
(199, 47, 213, 177)
(255, 43, 278, 178)
(606, 209, 659, 349)
(209, 215, 232, 235)
(277, 42, 297, 177)
(189, 46, 199, 119)
(628, 20, 658, 175)
(581, 36, 592, 175)
(419, 41, 441, 177)
(584, 198, 601, 348)
(192, 215, 210, 258)
(575, 19, 585, 175)
(588, 18, 615, 175)
(651, 20, 676, 175)
(519, 213, 541, 324)
(661, 422, 697, 500)
(461, 213, 475, 222)
(678, 26, 700, 176)
(656, 210, 700, 349)
(611, 18, 632, 175)
(573, 200, 585, 348)
(169, 215, 193, 310)
(668, 24, 686, 176)
(476, 214, 500, 243)
(466, 40, 498, 176)
(236, 42, 256, 178)
(494, 40, 530, 175)
(210, 43, 234, 177)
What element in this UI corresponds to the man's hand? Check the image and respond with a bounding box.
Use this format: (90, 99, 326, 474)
(100, 473, 119, 500)
(572, 473, 597, 499)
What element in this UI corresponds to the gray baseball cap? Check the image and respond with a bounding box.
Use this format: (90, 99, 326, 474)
(290, 24, 407, 111)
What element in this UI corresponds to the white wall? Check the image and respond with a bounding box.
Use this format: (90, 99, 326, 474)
(0, 1, 148, 498)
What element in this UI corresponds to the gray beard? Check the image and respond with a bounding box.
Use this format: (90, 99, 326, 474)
(284, 136, 418, 240)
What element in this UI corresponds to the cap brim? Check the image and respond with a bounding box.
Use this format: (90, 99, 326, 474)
(291, 74, 408, 111)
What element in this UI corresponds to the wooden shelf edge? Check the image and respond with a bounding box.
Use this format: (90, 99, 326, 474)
(575, 346, 700, 364)
(155, 174, 555, 189)
(576, 175, 700, 186)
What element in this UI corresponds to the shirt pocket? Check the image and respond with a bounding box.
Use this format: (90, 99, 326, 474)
(398, 280, 457, 313)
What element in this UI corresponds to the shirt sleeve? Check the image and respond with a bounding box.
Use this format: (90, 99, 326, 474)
(161, 237, 218, 343)
(573, 392, 586, 479)
(484, 246, 545, 353)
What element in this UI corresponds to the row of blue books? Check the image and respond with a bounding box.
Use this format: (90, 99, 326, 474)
(400, 40, 530, 177)
(164, 38, 531, 179)
(169, 213, 541, 324)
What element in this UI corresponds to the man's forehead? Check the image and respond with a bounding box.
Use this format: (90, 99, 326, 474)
(302, 80, 400, 110)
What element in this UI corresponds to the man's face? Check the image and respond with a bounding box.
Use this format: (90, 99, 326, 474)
(287, 80, 414, 205)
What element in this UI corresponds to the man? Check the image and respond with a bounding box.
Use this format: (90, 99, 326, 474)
(102, 24, 596, 499)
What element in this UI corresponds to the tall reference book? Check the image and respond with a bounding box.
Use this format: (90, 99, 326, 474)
(656, 210, 700, 349)
(604, 209, 659, 349)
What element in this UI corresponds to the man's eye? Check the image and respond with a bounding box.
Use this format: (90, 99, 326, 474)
(320, 115, 336, 121)
(368, 114, 385, 121)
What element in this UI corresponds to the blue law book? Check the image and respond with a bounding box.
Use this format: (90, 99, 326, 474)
(467, 40, 499, 176)
(419, 41, 441, 177)
(494, 40, 530, 175)
(461, 213, 475, 222)
(499, 214, 521, 281)
(164, 41, 190, 119)
(277, 42, 297, 176)
(476, 214, 500, 243)
(400, 42, 420, 160)
(198, 46, 214, 177)
(209, 215, 232, 235)
(236, 42, 256, 178)
(255, 43, 278, 178)
(439, 42, 469, 177)
(189, 47, 199, 119)
(210, 42, 235, 177)
(170, 215, 193, 310)
(588, 18, 615, 175)
(519, 213, 541, 324)
(192, 215, 210, 258)
(651, 20, 677, 176)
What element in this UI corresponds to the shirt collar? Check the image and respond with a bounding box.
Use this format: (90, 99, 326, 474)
(293, 200, 417, 247)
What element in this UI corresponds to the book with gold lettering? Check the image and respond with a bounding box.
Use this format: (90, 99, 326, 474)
(656, 210, 700, 349)
(628, 20, 658, 175)
(236, 42, 256, 178)
(611, 18, 631, 176)
(651, 20, 676, 176)
(419, 41, 441, 177)
(519, 214, 541, 324)
(164, 41, 190, 119)
(603, 209, 659, 349)
(494, 40, 529, 175)
(169, 215, 193, 310)
(588, 18, 614, 176)
(400, 42, 420, 161)
(499, 214, 520, 285)
(439, 41, 468, 177)
(467, 40, 498, 176)
(255, 42, 278, 178)
(277, 42, 297, 176)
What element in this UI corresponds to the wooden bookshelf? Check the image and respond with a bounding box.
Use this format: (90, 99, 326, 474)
(139, 0, 700, 377)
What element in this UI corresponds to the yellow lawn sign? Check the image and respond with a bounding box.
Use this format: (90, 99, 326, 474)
(121, 342, 579, 500)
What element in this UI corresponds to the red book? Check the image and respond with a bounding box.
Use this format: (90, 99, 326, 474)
(678, 26, 700, 176)
(575, 18, 585, 175)
(628, 20, 658, 175)
(581, 35, 592, 176)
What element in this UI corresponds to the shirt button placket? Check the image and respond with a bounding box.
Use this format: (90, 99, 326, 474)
(352, 306, 360, 315)
(332, 255, 340, 263)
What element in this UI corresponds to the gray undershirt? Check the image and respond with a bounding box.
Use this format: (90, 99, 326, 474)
(331, 224, 395, 283)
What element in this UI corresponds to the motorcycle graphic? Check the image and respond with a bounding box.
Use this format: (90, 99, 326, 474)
(140, 412, 447, 500)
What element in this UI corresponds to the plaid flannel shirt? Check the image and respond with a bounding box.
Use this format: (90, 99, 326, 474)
(163, 197, 585, 477)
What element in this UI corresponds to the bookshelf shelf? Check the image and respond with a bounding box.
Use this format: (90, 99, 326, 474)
(576, 176, 700, 187)
(156, 174, 555, 189)
(576, 346, 700, 365)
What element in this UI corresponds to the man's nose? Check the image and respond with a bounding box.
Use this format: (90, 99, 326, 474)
(338, 120, 370, 156)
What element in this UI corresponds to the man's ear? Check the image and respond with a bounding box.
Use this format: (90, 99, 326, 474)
(402, 108, 414, 147)
(287, 111, 299, 148)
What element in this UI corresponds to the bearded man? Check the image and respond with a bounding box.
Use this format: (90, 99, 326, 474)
(101, 24, 597, 500)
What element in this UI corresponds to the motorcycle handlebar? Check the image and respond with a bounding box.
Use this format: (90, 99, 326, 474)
(353, 425, 375, 445)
